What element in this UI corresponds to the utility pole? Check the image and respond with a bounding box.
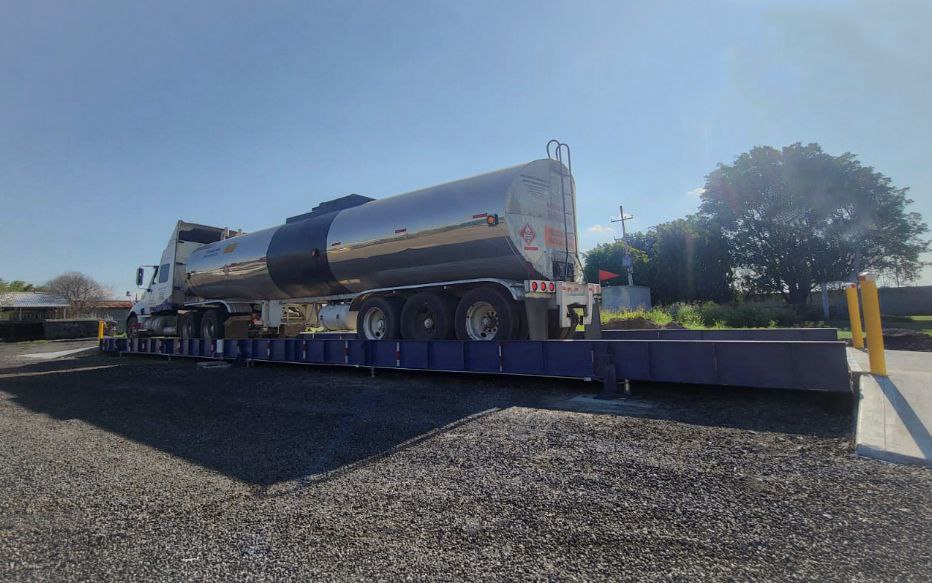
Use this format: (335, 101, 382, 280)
(611, 205, 635, 286)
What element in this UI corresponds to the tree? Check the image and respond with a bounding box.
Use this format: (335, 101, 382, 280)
(584, 235, 650, 289)
(45, 272, 108, 315)
(0, 279, 37, 292)
(584, 215, 733, 304)
(700, 143, 929, 304)
(648, 217, 733, 303)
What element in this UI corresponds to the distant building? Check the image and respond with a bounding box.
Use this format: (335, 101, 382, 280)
(601, 286, 652, 312)
(0, 292, 133, 330)
(87, 300, 135, 329)
(0, 292, 69, 321)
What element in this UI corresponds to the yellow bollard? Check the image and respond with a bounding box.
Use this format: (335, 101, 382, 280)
(858, 273, 886, 376)
(845, 283, 864, 349)
(98, 320, 105, 340)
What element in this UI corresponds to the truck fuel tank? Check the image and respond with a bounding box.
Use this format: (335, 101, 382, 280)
(319, 304, 356, 331)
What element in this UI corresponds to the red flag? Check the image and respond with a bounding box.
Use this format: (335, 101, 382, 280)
(599, 269, 621, 282)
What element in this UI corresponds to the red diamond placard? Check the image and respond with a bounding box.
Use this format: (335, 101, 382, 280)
(520, 223, 536, 245)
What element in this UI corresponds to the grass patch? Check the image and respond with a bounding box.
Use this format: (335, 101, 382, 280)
(601, 307, 674, 327)
(598, 303, 932, 332)
(892, 315, 932, 336)
(829, 314, 932, 338)
(601, 302, 809, 329)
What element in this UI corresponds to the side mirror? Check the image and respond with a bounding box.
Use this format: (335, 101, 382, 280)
(136, 267, 144, 287)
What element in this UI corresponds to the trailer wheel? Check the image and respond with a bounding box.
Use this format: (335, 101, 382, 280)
(357, 297, 404, 340)
(200, 309, 226, 340)
(455, 286, 519, 341)
(401, 292, 456, 340)
(178, 312, 201, 339)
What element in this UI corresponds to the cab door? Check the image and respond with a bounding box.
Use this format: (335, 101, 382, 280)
(152, 262, 172, 307)
(150, 245, 175, 310)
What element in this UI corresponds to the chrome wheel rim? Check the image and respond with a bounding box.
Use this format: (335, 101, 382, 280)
(416, 306, 437, 336)
(465, 301, 498, 340)
(363, 307, 388, 339)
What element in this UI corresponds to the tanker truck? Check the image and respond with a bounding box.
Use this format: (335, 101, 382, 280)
(127, 148, 601, 341)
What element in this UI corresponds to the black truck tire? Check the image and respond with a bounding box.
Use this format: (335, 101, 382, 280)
(178, 311, 201, 339)
(200, 309, 226, 340)
(401, 291, 457, 340)
(454, 286, 520, 341)
(356, 297, 405, 340)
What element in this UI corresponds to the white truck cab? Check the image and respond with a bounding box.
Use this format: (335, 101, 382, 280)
(128, 221, 231, 337)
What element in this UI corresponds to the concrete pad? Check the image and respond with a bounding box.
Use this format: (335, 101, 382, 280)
(20, 346, 98, 360)
(558, 394, 660, 415)
(197, 361, 232, 370)
(851, 348, 932, 467)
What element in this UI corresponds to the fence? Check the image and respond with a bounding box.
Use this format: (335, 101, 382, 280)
(0, 319, 102, 342)
(829, 284, 932, 316)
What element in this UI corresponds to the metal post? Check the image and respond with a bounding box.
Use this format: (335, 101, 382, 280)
(621, 206, 633, 286)
(597, 353, 617, 399)
(97, 320, 105, 341)
(845, 283, 864, 349)
(611, 205, 635, 286)
(858, 273, 886, 376)
(820, 282, 830, 320)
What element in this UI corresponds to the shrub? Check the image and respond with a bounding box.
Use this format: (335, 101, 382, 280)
(667, 303, 705, 328)
(601, 308, 673, 327)
(697, 302, 800, 328)
(601, 301, 804, 329)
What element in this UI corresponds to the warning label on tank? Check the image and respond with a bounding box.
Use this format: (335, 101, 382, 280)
(519, 223, 536, 245)
(545, 226, 565, 248)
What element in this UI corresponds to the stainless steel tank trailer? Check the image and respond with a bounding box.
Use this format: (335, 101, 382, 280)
(128, 142, 601, 341)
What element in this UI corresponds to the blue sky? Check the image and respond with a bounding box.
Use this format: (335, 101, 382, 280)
(2, 0, 930, 296)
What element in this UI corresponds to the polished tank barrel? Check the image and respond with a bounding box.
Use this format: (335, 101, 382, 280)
(185, 159, 581, 301)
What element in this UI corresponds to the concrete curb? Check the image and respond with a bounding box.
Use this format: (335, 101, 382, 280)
(853, 360, 931, 468)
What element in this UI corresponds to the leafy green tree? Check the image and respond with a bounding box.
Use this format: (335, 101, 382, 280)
(700, 143, 929, 303)
(583, 234, 650, 288)
(0, 278, 37, 292)
(584, 216, 733, 304)
(648, 217, 733, 303)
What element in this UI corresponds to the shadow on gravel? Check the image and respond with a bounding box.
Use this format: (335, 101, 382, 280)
(0, 354, 542, 486)
(0, 352, 854, 486)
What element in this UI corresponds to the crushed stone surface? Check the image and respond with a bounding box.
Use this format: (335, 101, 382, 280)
(0, 341, 929, 581)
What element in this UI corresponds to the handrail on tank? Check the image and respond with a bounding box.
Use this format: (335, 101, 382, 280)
(546, 140, 576, 279)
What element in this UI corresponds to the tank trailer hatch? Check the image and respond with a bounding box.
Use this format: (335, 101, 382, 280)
(286, 194, 375, 223)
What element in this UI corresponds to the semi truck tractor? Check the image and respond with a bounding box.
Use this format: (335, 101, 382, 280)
(128, 145, 601, 341)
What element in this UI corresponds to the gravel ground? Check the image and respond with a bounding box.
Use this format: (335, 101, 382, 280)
(0, 340, 929, 581)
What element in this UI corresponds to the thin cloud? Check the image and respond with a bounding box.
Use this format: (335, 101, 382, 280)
(587, 224, 615, 234)
(687, 187, 706, 197)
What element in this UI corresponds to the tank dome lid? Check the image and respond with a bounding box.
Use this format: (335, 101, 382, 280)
(286, 193, 375, 223)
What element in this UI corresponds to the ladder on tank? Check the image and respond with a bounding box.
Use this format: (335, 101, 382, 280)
(546, 139, 579, 281)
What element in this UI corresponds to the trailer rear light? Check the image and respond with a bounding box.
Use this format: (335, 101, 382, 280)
(526, 280, 555, 294)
